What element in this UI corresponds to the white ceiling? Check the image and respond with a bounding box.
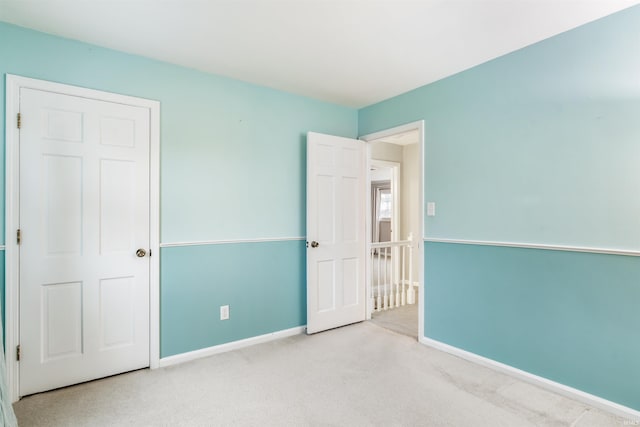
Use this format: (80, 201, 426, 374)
(376, 129, 420, 146)
(1, 0, 638, 108)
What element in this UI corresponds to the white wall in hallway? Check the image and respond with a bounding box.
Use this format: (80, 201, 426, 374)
(401, 143, 420, 281)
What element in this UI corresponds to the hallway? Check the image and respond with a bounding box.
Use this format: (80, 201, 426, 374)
(370, 299, 419, 338)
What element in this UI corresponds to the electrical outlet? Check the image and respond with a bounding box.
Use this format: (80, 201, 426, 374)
(220, 305, 230, 320)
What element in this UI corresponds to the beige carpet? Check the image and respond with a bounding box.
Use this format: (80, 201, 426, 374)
(370, 302, 419, 338)
(14, 322, 631, 426)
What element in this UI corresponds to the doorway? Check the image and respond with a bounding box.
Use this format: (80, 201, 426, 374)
(361, 122, 424, 339)
(4, 75, 161, 401)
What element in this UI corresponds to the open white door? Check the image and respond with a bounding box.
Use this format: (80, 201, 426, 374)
(306, 132, 366, 334)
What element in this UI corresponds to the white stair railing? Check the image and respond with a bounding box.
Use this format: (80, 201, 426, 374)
(370, 235, 416, 312)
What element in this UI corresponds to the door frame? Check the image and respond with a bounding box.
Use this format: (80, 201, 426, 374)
(4, 74, 161, 402)
(360, 120, 425, 338)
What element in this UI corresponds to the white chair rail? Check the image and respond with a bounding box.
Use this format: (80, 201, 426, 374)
(369, 237, 416, 312)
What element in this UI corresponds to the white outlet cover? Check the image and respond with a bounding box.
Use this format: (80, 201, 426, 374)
(220, 305, 230, 320)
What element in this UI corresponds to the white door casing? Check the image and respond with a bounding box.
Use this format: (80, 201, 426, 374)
(4, 75, 161, 401)
(306, 132, 366, 334)
(360, 121, 425, 334)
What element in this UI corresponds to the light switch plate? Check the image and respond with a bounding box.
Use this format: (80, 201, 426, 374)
(427, 202, 436, 217)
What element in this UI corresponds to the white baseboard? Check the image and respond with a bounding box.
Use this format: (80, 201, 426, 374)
(159, 326, 306, 368)
(419, 337, 640, 422)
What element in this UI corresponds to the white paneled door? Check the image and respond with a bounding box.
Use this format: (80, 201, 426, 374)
(19, 88, 151, 396)
(306, 132, 366, 334)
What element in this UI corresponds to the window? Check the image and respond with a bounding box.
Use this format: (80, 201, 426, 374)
(378, 190, 392, 220)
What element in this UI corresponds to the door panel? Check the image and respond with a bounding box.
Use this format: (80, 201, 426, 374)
(100, 159, 136, 253)
(99, 276, 135, 349)
(19, 87, 150, 396)
(42, 282, 83, 362)
(342, 258, 359, 306)
(306, 132, 365, 334)
(43, 155, 83, 254)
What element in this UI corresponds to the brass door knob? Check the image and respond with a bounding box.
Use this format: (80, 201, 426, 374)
(310, 241, 320, 248)
(136, 248, 147, 257)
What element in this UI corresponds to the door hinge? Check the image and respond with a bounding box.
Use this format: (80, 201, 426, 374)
(17, 112, 21, 129)
(16, 345, 21, 361)
(17, 229, 21, 245)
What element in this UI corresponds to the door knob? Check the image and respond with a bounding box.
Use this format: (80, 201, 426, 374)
(310, 241, 320, 248)
(136, 248, 147, 257)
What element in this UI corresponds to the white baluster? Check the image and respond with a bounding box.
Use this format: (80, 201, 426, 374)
(394, 245, 400, 307)
(401, 245, 406, 306)
(389, 245, 395, 308)
(376, 248, 381, 311)
(370, 248, 375, 313)
(407, 243, 415, 304)
(383, 247, 389, 309)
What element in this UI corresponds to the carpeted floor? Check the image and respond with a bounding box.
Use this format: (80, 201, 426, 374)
(370, 302, 419, 338)
(14, 322, 630, 426)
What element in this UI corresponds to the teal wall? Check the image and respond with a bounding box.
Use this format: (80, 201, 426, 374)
(0, 22, 357, 244)
(425, 242, 640, 410)
(360, 6, 640, 411)
(0, 22, 357, 355)
(161, 241, 306, 357)
(0, 251, 4, 343)
(360, 6, 640, 250)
